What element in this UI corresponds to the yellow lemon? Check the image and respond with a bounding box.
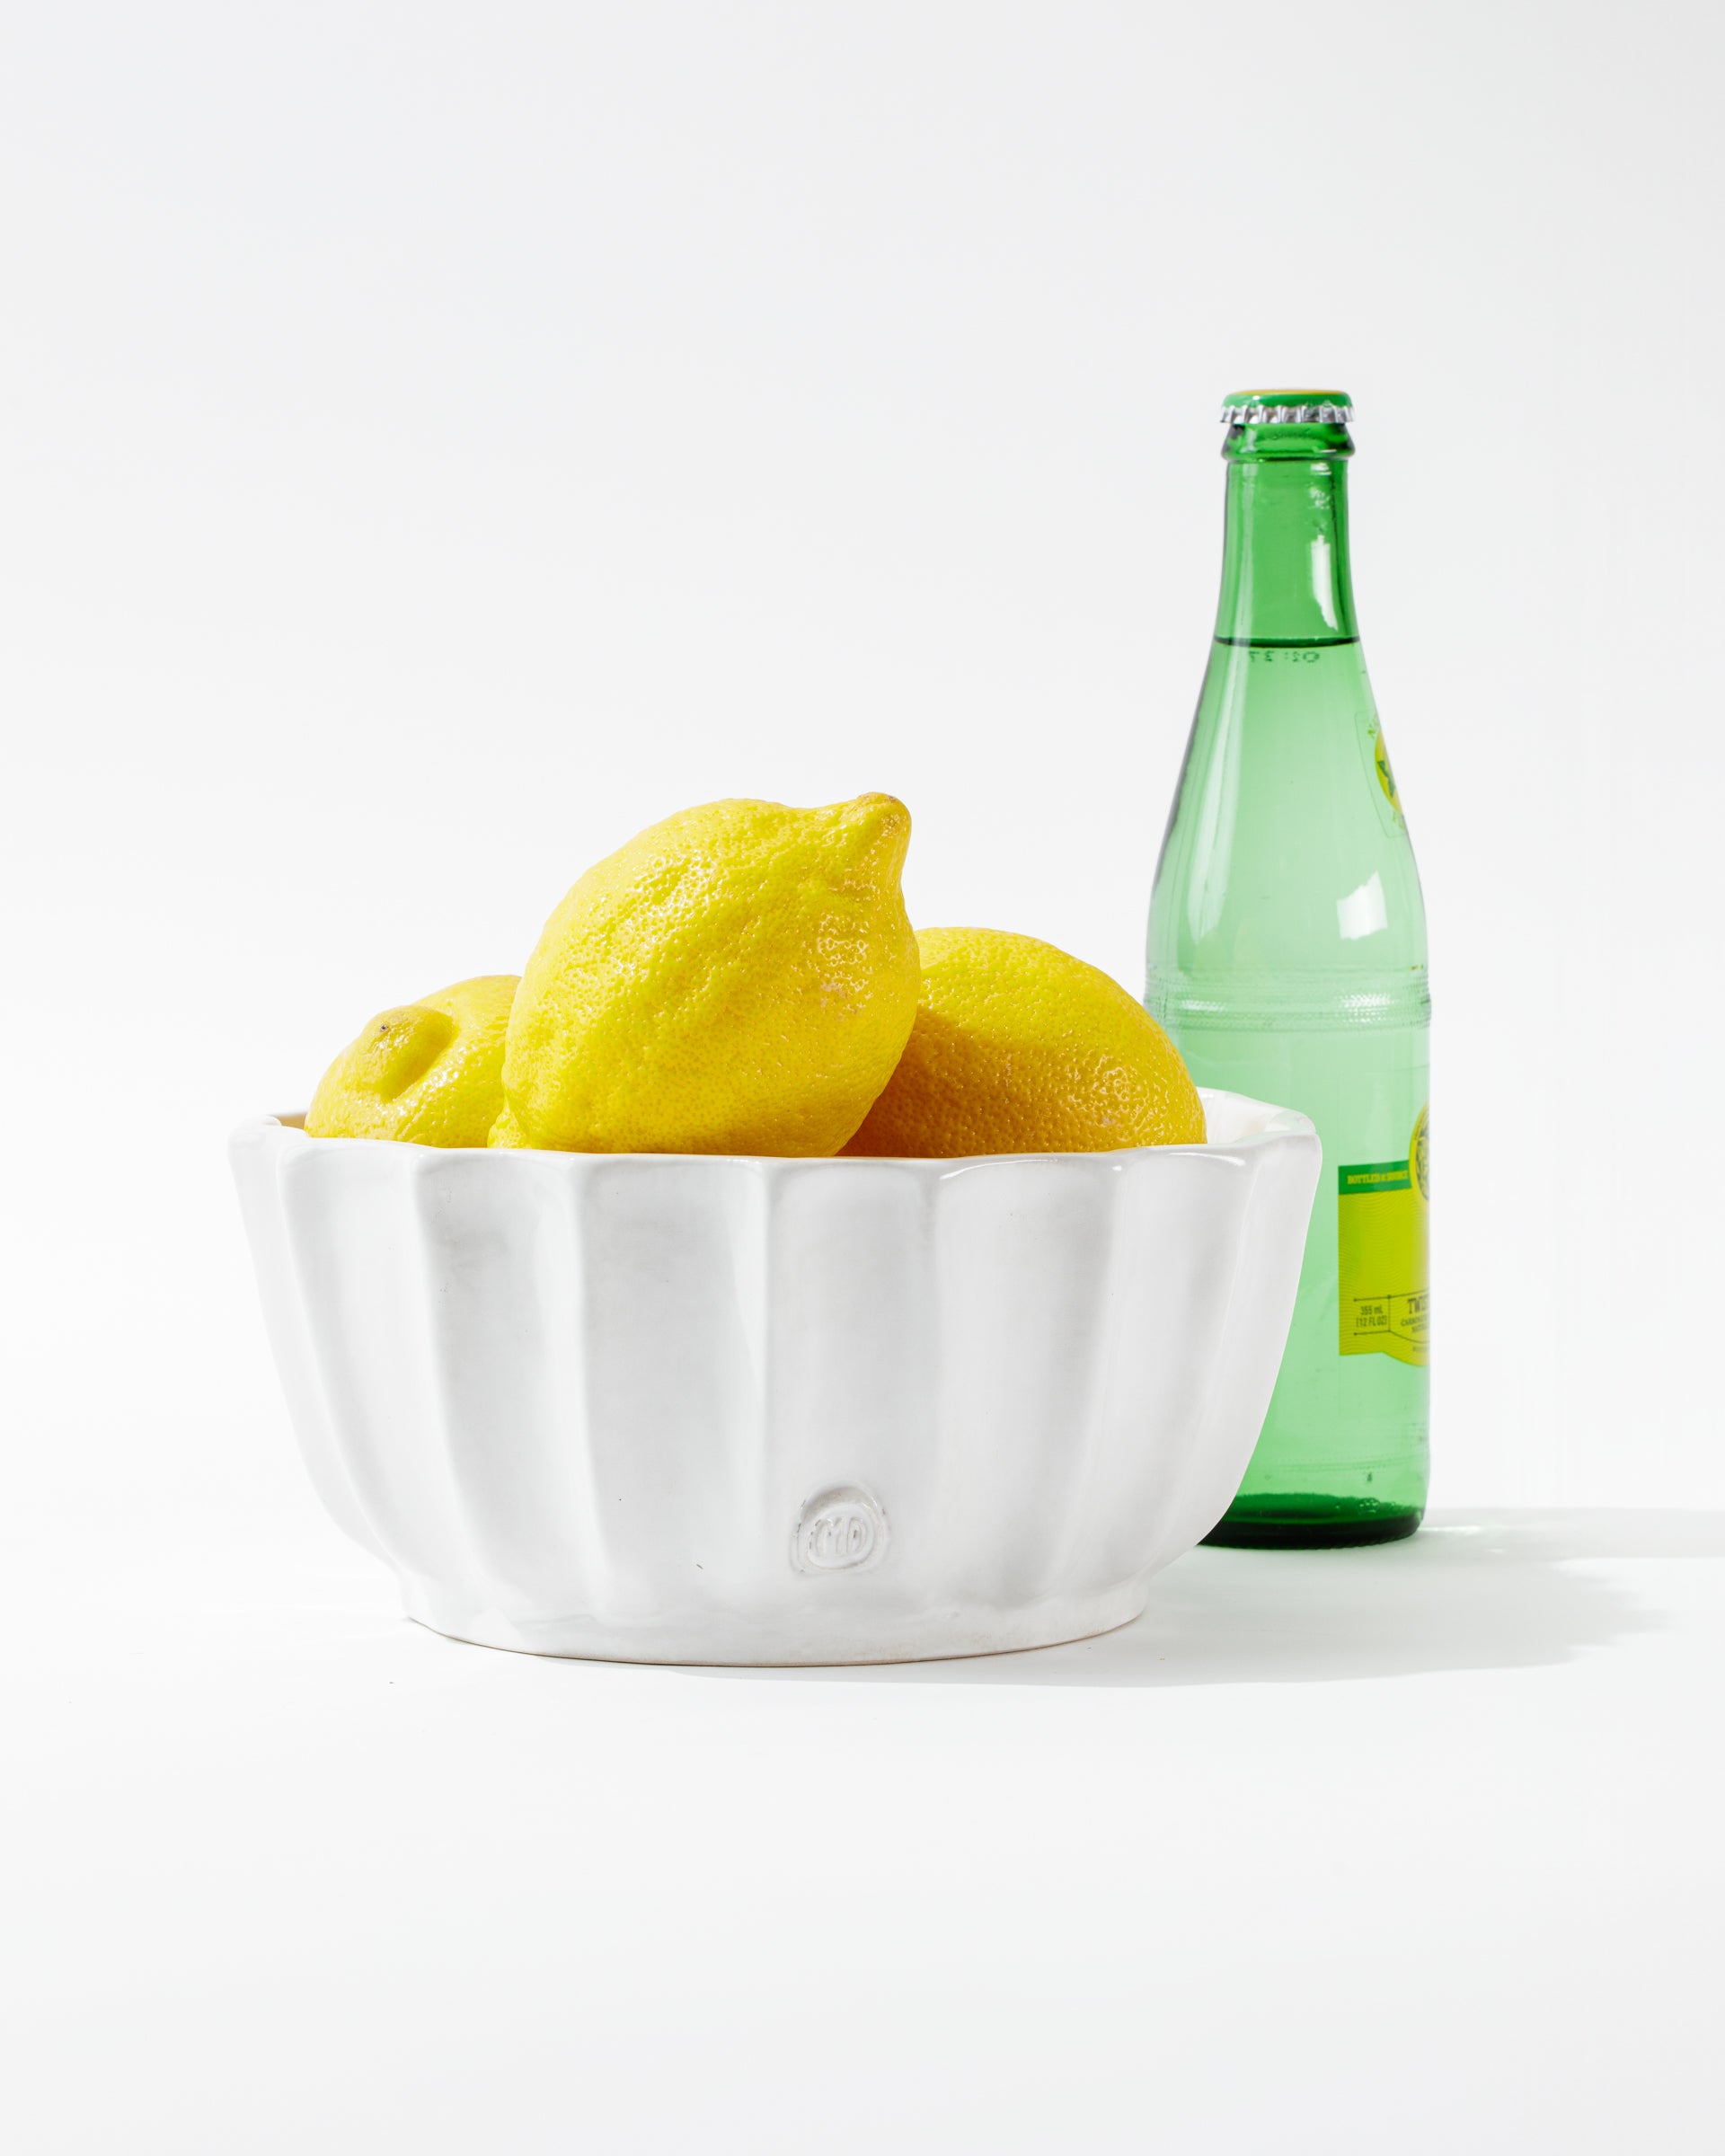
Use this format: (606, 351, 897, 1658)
(500, 794, 918, 1155)
(844, 928, 1205, 1157)
(486, 1101, 533, 1149)
(305, 976, 518, 1147)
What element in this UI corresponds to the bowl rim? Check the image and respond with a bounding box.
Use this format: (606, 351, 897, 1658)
(235, 1089, 1316, 1169)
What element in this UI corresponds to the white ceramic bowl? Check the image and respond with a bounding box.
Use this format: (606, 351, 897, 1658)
(232, 1091, 1318, 1665)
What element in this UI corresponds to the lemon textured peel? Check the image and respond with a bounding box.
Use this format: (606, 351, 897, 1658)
(305, 975, 518, 1148)
(502, 794, 918, 1155)
(843, 927, 1206, 1159)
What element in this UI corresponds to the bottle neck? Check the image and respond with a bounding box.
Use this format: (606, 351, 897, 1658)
(1213, 431, 1358, 646)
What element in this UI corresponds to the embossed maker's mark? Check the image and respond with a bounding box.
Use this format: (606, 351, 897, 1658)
(793, 1486, 889, 1575)
(808, 1507, 874, 1568)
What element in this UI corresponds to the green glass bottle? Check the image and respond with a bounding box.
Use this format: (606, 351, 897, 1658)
(1146, 391, 1429, 1548)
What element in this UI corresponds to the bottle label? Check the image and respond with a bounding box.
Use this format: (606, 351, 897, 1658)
(1338, 1104, 1429, 1366)
(1369, 720, 1403, 819)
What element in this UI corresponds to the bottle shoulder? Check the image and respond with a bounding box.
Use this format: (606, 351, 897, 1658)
(1148, 637, 1427, 985)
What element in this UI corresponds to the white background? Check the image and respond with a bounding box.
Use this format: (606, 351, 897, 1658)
(4, 6, 1721, 2152)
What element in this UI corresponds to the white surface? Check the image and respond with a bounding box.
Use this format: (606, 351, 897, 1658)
(3, 8, 1719, 2144)
(7, 1508, 1721, 2152)
(232, 1092, 1316, 1663)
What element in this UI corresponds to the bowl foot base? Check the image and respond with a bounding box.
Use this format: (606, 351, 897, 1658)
(399, 1577, 1150, 1667)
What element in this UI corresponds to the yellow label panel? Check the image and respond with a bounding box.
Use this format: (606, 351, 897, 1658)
(1338, 1104, 1429, 1366)
(1370, 721, 1403, 818)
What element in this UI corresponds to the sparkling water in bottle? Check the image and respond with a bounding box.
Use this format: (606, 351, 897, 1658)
(1146, 391, 1429, 1547)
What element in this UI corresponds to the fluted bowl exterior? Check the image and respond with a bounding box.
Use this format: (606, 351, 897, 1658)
(232, 1092, 1319, 1665)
